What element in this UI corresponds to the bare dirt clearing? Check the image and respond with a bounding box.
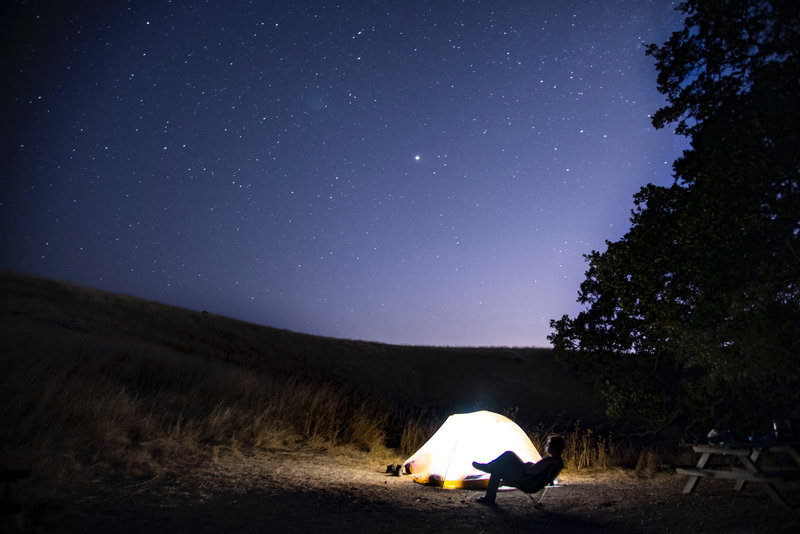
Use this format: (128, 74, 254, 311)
(17, 450, 800, 533)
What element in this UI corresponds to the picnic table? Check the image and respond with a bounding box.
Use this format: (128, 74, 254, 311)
(676, 441, 800, 505)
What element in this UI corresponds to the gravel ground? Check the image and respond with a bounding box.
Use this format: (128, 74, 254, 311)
(11, 450, 800, 533)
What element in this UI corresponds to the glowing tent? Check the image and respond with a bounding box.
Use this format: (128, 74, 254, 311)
(402, 410, 541, 489)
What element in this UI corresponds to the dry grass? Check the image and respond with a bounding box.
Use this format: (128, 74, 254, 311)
(398, 411, 446, 457)
(0, 270, 667, 499)
(528, 424, 637, 472)
(1, 348, 394, 479)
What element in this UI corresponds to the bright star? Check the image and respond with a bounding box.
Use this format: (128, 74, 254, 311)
(414, 155, 420, 161)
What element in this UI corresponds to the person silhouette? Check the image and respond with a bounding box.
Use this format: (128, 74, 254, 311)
(472, 435, 565, 504)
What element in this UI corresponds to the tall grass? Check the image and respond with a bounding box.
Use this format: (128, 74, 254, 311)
(526, 422, 679, 475)
(529, 424, 621, 471)
(398, 411, 445, 457)
(0, 344, 394, 493)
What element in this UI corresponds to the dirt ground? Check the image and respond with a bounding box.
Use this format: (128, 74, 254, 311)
(10, 450, 800, 533)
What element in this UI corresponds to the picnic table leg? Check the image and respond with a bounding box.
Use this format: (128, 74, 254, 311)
(739, 454, 787, 505)
(782, 446, 800, 465)
(683, 452, 711, 495)
(735, 450, 761, 491)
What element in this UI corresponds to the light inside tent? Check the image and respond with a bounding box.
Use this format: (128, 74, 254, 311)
(403, 410, 541, 489)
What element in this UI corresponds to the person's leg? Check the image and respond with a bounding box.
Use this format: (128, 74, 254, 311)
(478, 473, 502, 504)
(474, 451, 524, 477)
(474, 451, 524, 504)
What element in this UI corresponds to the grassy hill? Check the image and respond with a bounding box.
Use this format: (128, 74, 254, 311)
(1, 270, 608, 487)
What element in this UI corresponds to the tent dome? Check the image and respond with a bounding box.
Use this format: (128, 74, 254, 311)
(403, 410, 541, 489)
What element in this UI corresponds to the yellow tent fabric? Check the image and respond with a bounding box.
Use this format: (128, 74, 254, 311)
(403, 410, 541, 489)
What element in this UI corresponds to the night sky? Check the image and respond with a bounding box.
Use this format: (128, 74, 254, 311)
(2, 1, 689, 347)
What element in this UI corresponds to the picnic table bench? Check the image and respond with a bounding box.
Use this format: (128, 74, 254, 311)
(676, 442, 800, 505)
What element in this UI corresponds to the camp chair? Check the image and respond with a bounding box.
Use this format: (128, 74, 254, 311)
(511, 463, 562, 509)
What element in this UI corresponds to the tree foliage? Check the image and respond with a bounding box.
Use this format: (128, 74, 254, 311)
(549, 0, 800, 436)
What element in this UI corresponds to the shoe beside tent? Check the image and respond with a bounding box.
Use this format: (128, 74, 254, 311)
(403, 410, 541, 489)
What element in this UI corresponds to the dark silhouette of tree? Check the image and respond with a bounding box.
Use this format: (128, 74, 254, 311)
(549, 0, 800, 436)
